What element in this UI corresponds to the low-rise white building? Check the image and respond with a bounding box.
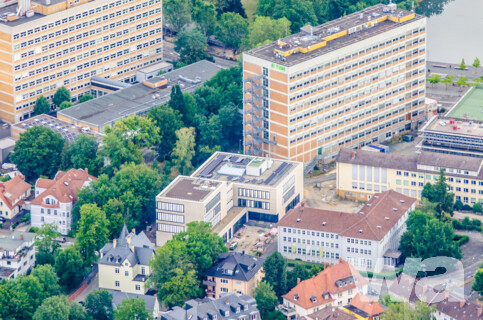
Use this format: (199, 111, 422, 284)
(0, 231, 36, 280)
(30, 168, 96, 235)
(277, 190, 416, 272)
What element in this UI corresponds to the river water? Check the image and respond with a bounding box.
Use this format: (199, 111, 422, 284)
(420, 0, 483, 63)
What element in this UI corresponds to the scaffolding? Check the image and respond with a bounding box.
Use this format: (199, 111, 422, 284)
(243, 74, 275, 156)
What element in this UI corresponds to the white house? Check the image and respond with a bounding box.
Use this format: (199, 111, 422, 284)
(277, 190, 416, 272)
(0, 231, 36, 280)
(30, 168, 96, 235)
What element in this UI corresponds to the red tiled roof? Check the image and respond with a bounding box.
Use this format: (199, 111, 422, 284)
(283, 259, 367, 310)
(278, 190, 416, 241)
(0, 175, 31, 210)
(348, 294, 385, 317)
(31, 168, 96, 206)
(307, 306, 356, 320)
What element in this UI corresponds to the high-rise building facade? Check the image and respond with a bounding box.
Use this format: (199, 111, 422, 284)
(0, 0, 163, 123)
(243, 4, 427, 163)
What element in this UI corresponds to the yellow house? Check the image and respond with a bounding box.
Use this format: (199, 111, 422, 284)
(98, 225, 154, 294)
(342, 293, 385, 320)
(203, 252, 264, 299)
(0, 175, 31, 220)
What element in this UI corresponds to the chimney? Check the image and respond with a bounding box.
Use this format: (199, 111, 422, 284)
(477, 308, 482, 317)
(113, 239, 117, 248)
(20, 234, 24, 240)
(297, 278, 301, 285)
(85, 168, 88, 174)
(225, 298, 229, 305)
(132, 228, 135, 233)
(127, 236, 131, 244)
(131, 245, 134, 252)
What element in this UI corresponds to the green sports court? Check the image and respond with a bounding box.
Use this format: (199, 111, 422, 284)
(448, 87, 483, 121)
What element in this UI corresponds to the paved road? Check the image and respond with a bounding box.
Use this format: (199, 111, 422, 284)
(457, 230, 483, 303)
(261, 239, 277, 259)
(304, 172, 336, 185)
(428, 60, 483, 80)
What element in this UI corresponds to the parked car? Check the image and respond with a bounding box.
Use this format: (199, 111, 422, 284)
(229, 242, 238, 250)
(0, 216, 6, 223)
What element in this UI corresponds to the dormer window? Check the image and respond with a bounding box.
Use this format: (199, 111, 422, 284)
(310, 296, 317, 303)
(294, 294, 299, 301)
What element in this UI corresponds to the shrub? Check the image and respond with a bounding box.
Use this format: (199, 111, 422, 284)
(454, 234, 469, 246)
(473, 202, 482, 214)
(29, 226, 40, 233)
(455, 200, 464, 211)
(462, 204, 473, 211)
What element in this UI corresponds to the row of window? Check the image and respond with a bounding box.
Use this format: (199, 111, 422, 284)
(237, 198, 270, 210)
(283, 246, 340, 259)
(157, 201, 184, 213)
(114, 280, 141, 290)
(347, 247, 372, 255)
(238, 188, 270, 200)
(157, 223, 185, 234)
(14, 0, 160, 40)
(157, 212, 184, 224)
(282, 227, 338, 239)
(283, 237, 339, 248)
(39, 208, 70, 217)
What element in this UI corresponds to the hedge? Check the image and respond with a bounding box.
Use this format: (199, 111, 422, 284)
(454, 234, 469, 246)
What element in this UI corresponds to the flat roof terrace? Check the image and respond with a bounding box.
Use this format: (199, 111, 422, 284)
(160, 177, 222, 202)
(423, 116, 483, 139)
(447, 87, 483, 121)
(245, 4, 424, 67)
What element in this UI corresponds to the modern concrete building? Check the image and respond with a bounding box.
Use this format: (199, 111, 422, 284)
(419, 116, 483, 158)
(336, 147, 483, 205)
(280, 259, 368, 318)
(242, 4, 427, 164)
(155, 151, 303, 246)
(0, 230, 35, 280)
(30, 168, 96, 235)
(0, 137, 16, 163)
(161, 293, 261, 320)
(0, 174, 31, 220)
(0, 0, 163, 123)
(277, 190, 416, 272)
(99, 225, 155, 294)
(57, 60, 221, 133)
(203, 252, 264, 299)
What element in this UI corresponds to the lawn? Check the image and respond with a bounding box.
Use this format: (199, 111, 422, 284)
(242, 0, 258, 22)
(448, 87, 483, 121)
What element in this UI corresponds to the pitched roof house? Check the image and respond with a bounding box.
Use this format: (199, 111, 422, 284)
(343, 294, 385, 320)
(281, 259, 367, 318)
(203, 252, 265, 298)
(30, 168, 96, 235)
(98, 225, 155, 294)
(0, 174, 31, 220)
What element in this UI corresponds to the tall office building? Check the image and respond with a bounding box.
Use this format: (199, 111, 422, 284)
(243, 4, 427, 163)
(0, 0, 163, 123)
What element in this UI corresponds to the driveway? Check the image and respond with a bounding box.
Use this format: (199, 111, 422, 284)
(457, 231, 483, 302)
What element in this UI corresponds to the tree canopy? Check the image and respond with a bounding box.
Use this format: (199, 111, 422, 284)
(171, 127, 196, 175)
(34, 96, 50, 115)
(33, 295, 70, 320)
(216, 12, 249, 53)
(53, 87, 71, 107)
(54, 245, 87, 290)
(421, 169, 454, 216)
(163, 0, 191, 33)
(114, 297, 153, 320)
(61, 134, 101, 176)
(85, 290, 114, 320)
(175, 29, 213, 65)
(76, 204, 110, 266)
(11, 126, 65, 182)
(262, 252, 287, 298)
(34, 223, 61, 266)
(147, 104, 184, 160)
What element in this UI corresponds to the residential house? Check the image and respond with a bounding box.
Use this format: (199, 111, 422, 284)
(30, 168, 96, 235)
(203, 252, 264, 299)
(0, 231, 35, 280)
(306, 307, 356, 320)
(281, 259, 367, 318)
(161, 293, 261, 320)
(343, 294, 385, 320)
(98, 225, 155, 294)
(277, 190, 416, 272)
(109, 290, 160, 319)
(0, 175, 31, 220)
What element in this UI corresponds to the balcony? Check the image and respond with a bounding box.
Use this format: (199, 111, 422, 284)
(203, 280, 216, 287)
(277, 304, 296, 317)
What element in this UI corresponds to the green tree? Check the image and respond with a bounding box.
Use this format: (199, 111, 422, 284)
(198, 114, 222, 147)
(78, 94, 94, 103)
(473, 202, 483, 213)
(456, 76, 469, 88)
(101, 132, 143, 171)
(216, 12, 249, 53)
(59, 101, 73, 110)
(440, 75, 454, 89)
(421, 169, 454, 215)
(287, 262, 309, 290)
(309, 264, 323, 277)
(271, 0, 318, 32)
(85, 290, 114, 320)
(34, 223, 61, 265)
(114, 297, 153, 320)
(182, 93, 199, 126)
(11, 275, 45, 318)
(192, 0, 217, 37)
(253, 281, 279, 319)
(244, 16, 291, 49)
(33, 295, 70, 320)
(147, 105, 184, 159)
(175, 29, 212, 65)
(149, 240, 194, 295)
(0, 279, 31, 320)
(262, 252, 287, 298)
(218, 102, 242, 150)
(171, 127, 196, 175)
(11, 126, 64, 182)
(383, 300, 434, 320)
(76, 204, 110, 266)
(163, 0, 191, 33)
(160, 268, 201, 308)
(173, 221, 227, 274)
(105, 115, 160, 149)
(427, 73, 441, 86)
(460, 58, 466, 70)
(473, 268, 483, 294)
(53, 86, 71, 107)
(34, 96, 51, 115)
(31, 264, 61, 297)
(54, 246, 87, 290)
(61, 134, 101, 175)
(69, 302, 90, 320)
(214, 0, 246, 17)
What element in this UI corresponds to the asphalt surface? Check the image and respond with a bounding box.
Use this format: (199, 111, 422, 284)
(428, 60, 483, 80)
(457, 230, 483, 303)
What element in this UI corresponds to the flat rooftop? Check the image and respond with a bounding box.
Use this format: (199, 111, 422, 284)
(12, 114, 103, 142)
(245, 4, 424, 67)
(0, 1, 44, 27)
(159, 177, 222, 202)
(422, 116, 483, 139)
(191, 152, 300, 187)
(58, 60, 221, 130)
(447, 87, 483, 121)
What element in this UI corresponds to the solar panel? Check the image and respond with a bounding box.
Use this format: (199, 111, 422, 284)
(199, 155, 224, 178)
